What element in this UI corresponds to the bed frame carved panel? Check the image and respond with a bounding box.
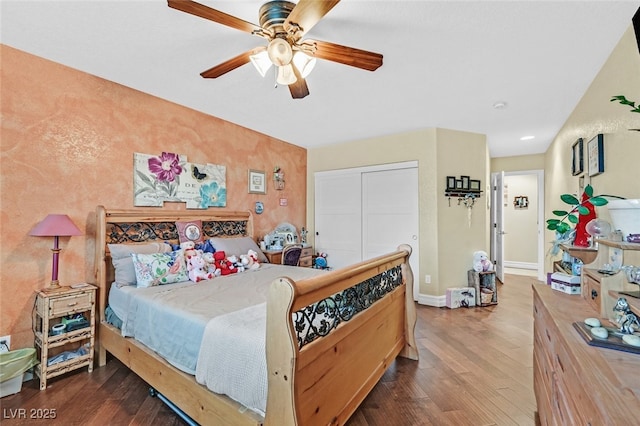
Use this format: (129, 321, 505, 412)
(94, 206, 418, 425)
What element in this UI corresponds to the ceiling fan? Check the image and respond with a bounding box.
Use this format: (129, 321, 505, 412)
(167, 0, 383, 99)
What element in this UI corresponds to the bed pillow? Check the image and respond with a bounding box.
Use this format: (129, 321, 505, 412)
(208, 236, 269, 263)
(108, 242, 172, 286)
(131, 249, 189, 288)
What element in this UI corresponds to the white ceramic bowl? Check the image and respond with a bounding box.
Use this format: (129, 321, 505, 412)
(607, 199, 640, 238)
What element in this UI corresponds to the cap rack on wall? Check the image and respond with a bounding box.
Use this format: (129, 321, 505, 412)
(445, 175, 483, 207)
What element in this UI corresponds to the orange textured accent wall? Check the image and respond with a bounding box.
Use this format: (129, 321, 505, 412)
(0, 45, 307, 349)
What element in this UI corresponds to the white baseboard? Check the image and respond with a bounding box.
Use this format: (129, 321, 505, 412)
(417, 293, 446, 307)
(504, 261, 537, 270)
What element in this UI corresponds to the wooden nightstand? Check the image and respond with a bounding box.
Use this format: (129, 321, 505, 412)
(33, 284, 96, 390)
(264, 246, 313, 267)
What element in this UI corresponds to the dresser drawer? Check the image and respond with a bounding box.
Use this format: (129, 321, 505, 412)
(301, 247, 313, 258)
(299, 256, 313, 267)
(582, 273, 601, 313)
(49, 292, 93, 317)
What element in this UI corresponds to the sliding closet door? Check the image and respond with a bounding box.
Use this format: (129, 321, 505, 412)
(314, 171, 362, 270)
(362, 167, 419, 299)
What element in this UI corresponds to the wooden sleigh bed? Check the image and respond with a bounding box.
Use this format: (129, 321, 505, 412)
(94, 206, 418, 425)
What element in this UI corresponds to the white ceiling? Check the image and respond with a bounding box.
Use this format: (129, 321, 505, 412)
(2, 1, 638, 157)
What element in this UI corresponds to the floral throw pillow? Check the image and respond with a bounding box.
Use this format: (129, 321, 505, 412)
(131, 249, 189, 288)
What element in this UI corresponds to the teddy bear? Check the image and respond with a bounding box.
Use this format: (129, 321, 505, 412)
(213, 251, 237, 276)
(240, 249, 261, 270)
(201, 252, 219, 276)
(180, 241, 198, 258)
(473, 250, 493, 272)
(186, 253, 213, 283)
(227, 254, 244, 273)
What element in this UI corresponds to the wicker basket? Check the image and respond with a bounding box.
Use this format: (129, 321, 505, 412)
(480, 289, 494, 304)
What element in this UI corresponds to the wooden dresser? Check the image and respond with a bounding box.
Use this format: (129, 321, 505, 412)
(532, 283, 640, 425)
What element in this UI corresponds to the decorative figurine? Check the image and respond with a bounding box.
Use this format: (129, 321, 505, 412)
(613, 297, 640, 334)
(300, 227, 308, 245)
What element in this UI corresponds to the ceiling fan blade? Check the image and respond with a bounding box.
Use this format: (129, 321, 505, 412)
(168, 0, 261, 34)
(309, 39, 383, 71)
(200, 47, 264, 78)
(284, 0, 341, 37)
(288, 65, 310, 99)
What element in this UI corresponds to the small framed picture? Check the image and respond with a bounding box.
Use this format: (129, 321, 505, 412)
(248, 169, 266, 194)
(587, 134, 604, 177)
(469, 179, 481, 192)
(571, 138, 584, 176)
(446, 176, 456, 190)
(455, 179, 464, 190)
(461, 175, 470, 190)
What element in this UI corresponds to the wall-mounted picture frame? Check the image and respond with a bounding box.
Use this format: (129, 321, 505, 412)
(248, 169, 266, 194)
(469, 179, 481, 192)
(455, 179, 464, 190)
(461, 175, 470, 190)
(587, 134, 604, 177)
(513, 195, 529, 209)
(446, 176, 456, 190)
(571, 138, 584, 176)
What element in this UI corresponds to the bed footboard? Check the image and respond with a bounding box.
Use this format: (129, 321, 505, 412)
(265, 244, 417, 425)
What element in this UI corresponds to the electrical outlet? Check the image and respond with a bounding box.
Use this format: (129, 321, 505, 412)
(424, 274, 431, 284)
(0, 335, 10, 353)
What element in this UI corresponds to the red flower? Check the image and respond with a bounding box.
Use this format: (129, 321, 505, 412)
(148, 152, 182, 182)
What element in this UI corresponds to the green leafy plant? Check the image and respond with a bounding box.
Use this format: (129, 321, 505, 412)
(546, 184, 609, 234)
(610, 95, 640, 113)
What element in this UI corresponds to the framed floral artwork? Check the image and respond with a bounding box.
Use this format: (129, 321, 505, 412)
(133, 152, 227, 208)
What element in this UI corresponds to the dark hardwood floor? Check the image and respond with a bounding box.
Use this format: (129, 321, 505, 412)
(1, 274, 540, 425)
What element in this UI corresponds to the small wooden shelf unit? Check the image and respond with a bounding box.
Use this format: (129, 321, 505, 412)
(467, 270, 498, 306)
(33, 285, 96, 390)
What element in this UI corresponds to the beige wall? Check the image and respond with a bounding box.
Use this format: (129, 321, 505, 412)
(1, 46, 308, 349)
(492, 154, 545, 172)
(544, 25, 640, 271)
(307, 128, 489, 298)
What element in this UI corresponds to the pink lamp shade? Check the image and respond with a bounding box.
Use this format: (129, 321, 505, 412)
(29, 214, 82, 291)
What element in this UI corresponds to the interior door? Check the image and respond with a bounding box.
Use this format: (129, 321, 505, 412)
(314, 171, 362, 270)
(362, 167, 420, 300)
(491, 172, 505, 283)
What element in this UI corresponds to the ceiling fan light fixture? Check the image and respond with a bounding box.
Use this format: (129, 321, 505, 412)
(276, 64, 297, 85)
(250, 50, 272, 77)
(267, 37, 293, 66)
(292, 51, 316, 78)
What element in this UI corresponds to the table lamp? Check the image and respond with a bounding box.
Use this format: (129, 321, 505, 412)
(29, 214, 82, 291)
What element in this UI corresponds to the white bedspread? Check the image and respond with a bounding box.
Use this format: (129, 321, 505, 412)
(111, 263, 324, 414)
(196, 303, 269, 416)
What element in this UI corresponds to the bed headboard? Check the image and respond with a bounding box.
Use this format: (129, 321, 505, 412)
(94, 205, 253, 321)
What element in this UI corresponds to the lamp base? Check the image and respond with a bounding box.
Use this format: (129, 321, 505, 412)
(42, 281, 66, 293)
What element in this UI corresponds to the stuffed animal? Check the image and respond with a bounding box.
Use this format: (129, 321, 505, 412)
(240, 249, 261, 270)
(186, 253, 213, 283)
(180, 241, 198, 258)
(213, 251, 237, 276)
(227, 254, 244, 273)
(473, 250, 493, 272)
(201, 252, 218, 276)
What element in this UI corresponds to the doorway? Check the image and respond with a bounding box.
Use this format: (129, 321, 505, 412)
(491, 170, 545, 282)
